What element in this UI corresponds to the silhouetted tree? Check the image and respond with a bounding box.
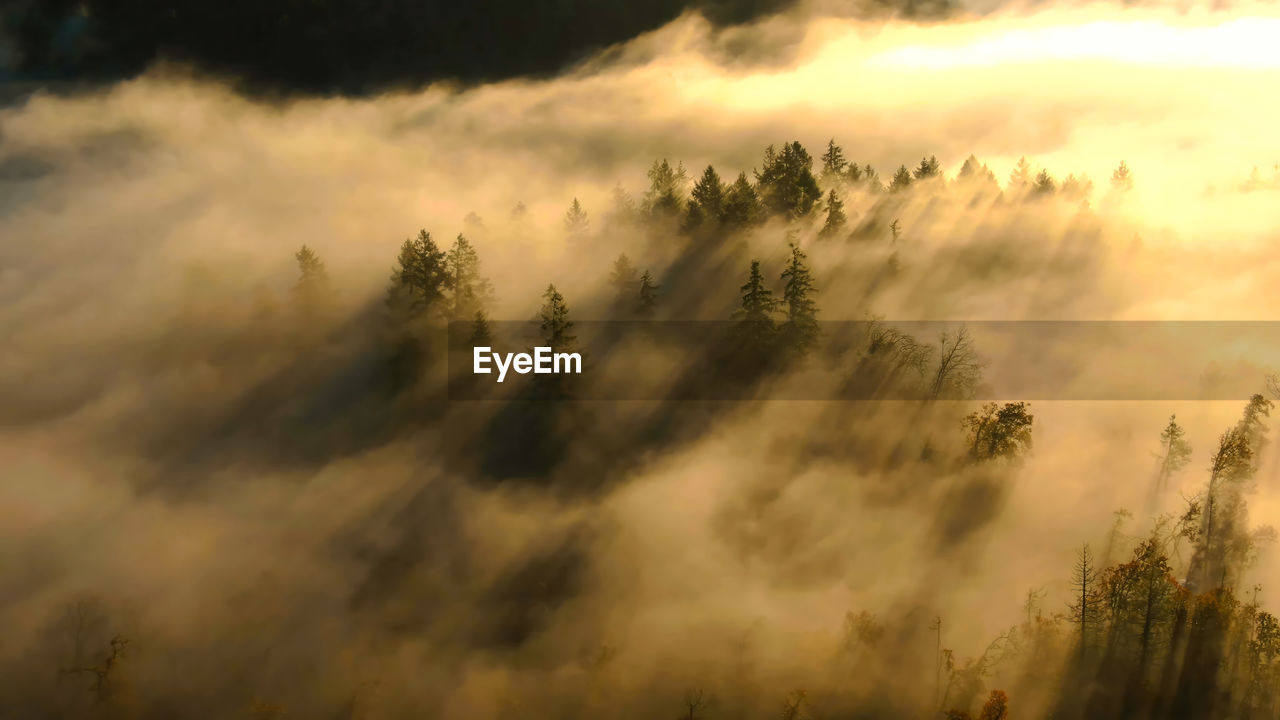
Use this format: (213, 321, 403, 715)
(1156, 414, 1193, 493)
(293, 244, 330, 316)
(387, 229, 450, 320)
(564, 197, 590, 239)
(722, 172, 764, 230)
(685, 164, 726, 232)
(609, 253, 638, 306)
(1032, 169, 1056, 195)
(538, 284, 575, 352)
(962, 402, 1033, 462)
(636, 270, 658, 318)
(733, 259, 778, 355)
(756, 141, 821, 217)
(930, 327, 982, 399)
(889, 164, 913, 193)
(469, 309, 492, 346)
(818, 189, 847, 239)
(820, 138, 848, 183)
(1069, 543, 1103, 662)
(644, 158, 688, 219)
(780, 242, 819, 354)
(447, 234, 492, 319)
(913, 155, 941, 180)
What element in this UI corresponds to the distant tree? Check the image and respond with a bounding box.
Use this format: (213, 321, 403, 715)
(962, 401, 1034, 462)
(538, 284, 575, 352)
(818, 189, 847, 239)
(1111, 161, 1134, 192)
(845, 162, 864, 183)
(685, 164, 726, 232)
(1068, 543, 1103, 662)
(1155, 414, 1193, 493)
(636, 270, 658, 318)
(820, 139, 848, 182)
(510, 201, 529, 220)
(293, 244, 330, 314)
(756, 141, 821, 217)
(606, 183, 638, 227)
(722, 172, 764, 229)
(609, 253, 639, 305)
(680, 689, 708, 720)
(1060, 174, 1094, 200)
(446, 234, 492, 319)
(913, 155, 941, 180)
(889, 219, 902, 244)
(1008, 157, 1034, 193)
(1237, 393, 1273, 459)
(564, 198, 590, 238)
(889, 164, 913, 193)
(957, 155, 997, 184)
(469, 309, 492, 346)
(644, 158, 688, 219)
(387, 229, 450, 320)
(1032, 169, 1056, 195)
(780, 242, 820, 354)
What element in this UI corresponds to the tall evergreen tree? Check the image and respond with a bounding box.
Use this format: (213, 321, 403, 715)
(446, 234, 492, 320)
(1008, 157, 1034, 193)
(756, 141, 821, 217)
(1111, 161, 1134, 192)
(889, 165, 913, 193)
(685, 164, 726, 232)
(1033, 169, 1057, 195)
(913, 155, 941, 180)
(469, 309, 492, 347)
(293, 244, 330, 315)
(820, 139, 848, 182)
(734, 259, 779, 354)
(780, 242, 819, 353)
(609, 253, 639, 305)
(387, 229, 450, 319)
(564, 198, 590, 238)
(722, 172, 764, 230)
(644, 158, 688, 219)
(1155, 414, 1193, 493)
(538, 284, 575, 352)
(636, 270, 658, 319)
(818, 189, 847, 239)
(606, 183, 638, 227)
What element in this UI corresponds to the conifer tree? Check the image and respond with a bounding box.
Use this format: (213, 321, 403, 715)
(1060, 174, 1094, 200)
(446, 234, 492, 320)
(780, 242, 819, 353)
(564, 198, 590, 238)
(538, 284, 575, 352)
(387, 229, 450, 319)
(1032, 169, 1056, 195)
(609, 253, 639, 305)
(722, 172, 764, 230)
(1111, 161, 1134, 192)
(734, 259, 779, 353)
(1156, 414, 1193, 492)
(606, 184, 638, 227)
(818, 189, 847, 239)
(1008, 157, 1034, 193)
(820, 139, 848, 182)
(685, 164, 726, 232)
(293, 244, 330, 315)
(636, 270, 658, 319)
(755, 141, 821, 217)
(889, 165, 913, 193)
(957, 155, 997, 185)
(913, 155, 941, 180)
(644, 158, 688, 219)
(469, 309, 492, 346)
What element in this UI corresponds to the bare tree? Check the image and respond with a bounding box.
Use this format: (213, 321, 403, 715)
(1068, 543, 1101, 663)
(930, 327, 982, 399)
(680, 688, 708, 720)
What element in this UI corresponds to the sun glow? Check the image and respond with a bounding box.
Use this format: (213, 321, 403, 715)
(866, 16, 1280, 70)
